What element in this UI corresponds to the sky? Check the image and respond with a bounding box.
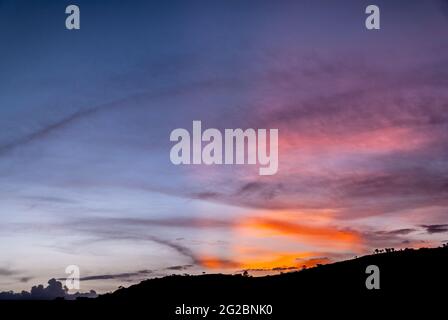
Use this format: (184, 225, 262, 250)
(1, 0, 448, 294)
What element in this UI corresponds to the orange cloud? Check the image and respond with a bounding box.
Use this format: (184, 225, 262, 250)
(239, 252, 330, 270)
(197, 251, 332, 271)
(240, 217, 362, 248)
(192, 212, 363, 272)
(194, 214, 363, 272)
(197, 256, 241, 269)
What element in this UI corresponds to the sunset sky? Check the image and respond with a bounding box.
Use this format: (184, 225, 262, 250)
(1, 0, 448, 294)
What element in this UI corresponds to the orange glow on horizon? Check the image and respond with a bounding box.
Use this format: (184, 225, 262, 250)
(197, 251, 332, 271)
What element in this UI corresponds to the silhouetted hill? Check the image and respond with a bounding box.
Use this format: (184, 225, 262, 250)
(2, 246, 447, 317)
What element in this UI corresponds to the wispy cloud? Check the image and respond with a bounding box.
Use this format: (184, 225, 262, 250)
(0, 267, 18, 276)
(75, 270, 152, 282)
(421, 224, 448, 234)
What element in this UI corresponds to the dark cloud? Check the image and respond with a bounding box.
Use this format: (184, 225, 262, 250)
(376, 229, 416, 236)
(69, 216, 235, 232)
(335, 171, 448, 200)
(75, 270, 152, 282)
(0, 267, 17, 276)
(58, 266, 192, 283)
(0, 267, 32, 284)
(0, 104, 101, 156)
(192, 166, 448, 217)
(362, 228, 419, 248)
(240, 182, 263, 193)
(421, 224, 448, 234)
(191, 192, 221, 200)
(271, 266, 299, 271)
(237, 182, 284, 201)
(190, 184, 292, 211)
(0, 278, 97, 300)
(146, 236, 199, 264)
(20, 195, 77, 204)
(165, 264, 194, 271)
(51, 217, 202, 264)
(102, 232, 199, 265)
(243, 266, 299, 272)
(18, 276, 32, 283)
(7, 217, 225, 267)
(108, 217, 234, 229)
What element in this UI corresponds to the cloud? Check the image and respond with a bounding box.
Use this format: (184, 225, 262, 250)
(242, 266, 300, 272)
(18, 276, 32, 283)
(362, 228, 420, 248)
(421, 224, 448, 234)
(0, 104, 100, 156)
(202, 252, 335, 271)
(0, 267, 17, 276)
(150, 54, 448, 220)
(20, 195, 77, 204)
(0, 73, 242, 158)
(58, 266, 193, 283)
(165, 265, 194, 271)
(73, 270, 152, 282)
(374, 228, 416, 236)
(0, 267, 33, 284)
(0, 278, 97, 300)
(68, 215, 363, 260)
(50, 217, 202, 264)
(145, 236, 199, 264)
(7, 217, 232, 269)
(237, 182, 285, 201)
(196, 256, 240, 269)
(98, 217, 234, 229)
(241, 217, 362, 247)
